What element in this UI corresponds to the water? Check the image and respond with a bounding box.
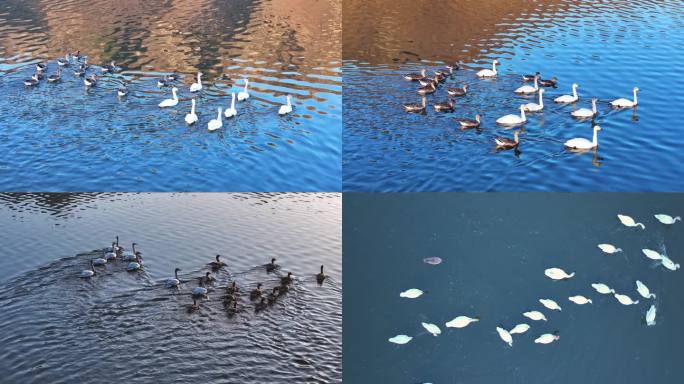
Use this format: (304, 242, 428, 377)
(343, 193, 684, 383)
(342, 0, 684, 191)
(0, 193, 341, 383)
(0, 0, 341, 191)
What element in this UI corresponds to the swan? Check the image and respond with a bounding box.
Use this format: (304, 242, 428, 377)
(84, 74, 98, 87)
(523, 311, 547, 321)
(192, 277, 208, 297)
(36, 61, 47, 72)
(278, 95, 293, 115)
(209, 254, 226, 270)
(224, 93, 237, 118)
(591, 283, 615, 295)
(79, 261, 96, 278)
(207, 108, 223, 131)
(158, 87, 179, 108)
(535, 333, 560, 345)
(117, 84, 128, 97)
(642, 249, 663, 261)
(476, 59, 498, 78)
(157, 76, 170, 88)
(166, 268, 181, 287)
(422, 322, 441, 336)
(598, 243, 622, 254)
(404, 97, 426, 113)
(447, 84, 468, 97)
(266, 258, 278, 272)
(514, 75, 538, 94)
(539, 299, 562, 311)
(523, 89, 544, 112)
(433, 99, 455, 112)
(104, 244, 117, 260)
(614, 293, 639, 305)
(388, 335, 413, 345)
(554, 83, 578, 103)
(654, 214, 681, 224)
(617, 214, 645, 229)
(93, 253, 107, 266)
(417, 81, 436, 95)
(250, 283, 263, 300)
(495, 130, 520, 149)
(509, 323, 530, 335)
(73, 64, 86, 77)
(189, 72, 203, 92)
(445, 316, 479, 328)
(569, 295, 592, 305)
(101, 61, 119, 74)
(564, 125, 601, 150)
(496, 105, 526, 126)
(267, 287, 280, 304)
(399, 288, 424, 299)
(611, 87, 639, 108)
(571, 98, 597, 118)
(645, 305, 656, 326)
(23, 75, 39, 86)
(281, 272, 294, 285)
(419, 76, 437, 87)
(126, 252, 142, 271)
(496, 326, 513, 347)
(457, 114, 481, 129)
(316, 265, 326, 284)
(185, 99, 198, 125)
(237, 79, 250, 101)
(122, 243, 139, 261)
(636, 280, 656, 299)
(47, 67, 61, 83)
(661, 255, 680, 271)
(545, 267, 575, 280)
(57, 54, 71, 67)
(404, 69, 427, 81)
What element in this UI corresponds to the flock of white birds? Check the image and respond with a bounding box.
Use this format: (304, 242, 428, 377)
(388, 213, 680, 349)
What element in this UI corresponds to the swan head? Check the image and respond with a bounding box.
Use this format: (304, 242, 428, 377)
(171, 87, 178, 93)
(539, 89, 545, 94)
(519, 105, 525, 111)
(493, 59, 499, 65)
(633, 86, 640, 92)
(175, 268, 181, 273)
(594, 125, 602, 131)
(572, 83, 578, 89)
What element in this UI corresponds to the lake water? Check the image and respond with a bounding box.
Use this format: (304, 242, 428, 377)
(0, 193, 341, 383)
(0, 0, 341, 191)
(343, 0, 684, 191)
(343, 193, 684, 383)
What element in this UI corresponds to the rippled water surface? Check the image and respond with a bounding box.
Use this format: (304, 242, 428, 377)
(0, 193, 341, 383)
(344, 193, 684, 383)
(343, 0, 684, 191)
(0, 0, 341, 191)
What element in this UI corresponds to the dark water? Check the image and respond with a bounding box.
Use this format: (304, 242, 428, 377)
(0, 0, 341, 191)
(344, 193, 684, 383)
(0, 193, 341, 383)
(343, 0, 684, 191)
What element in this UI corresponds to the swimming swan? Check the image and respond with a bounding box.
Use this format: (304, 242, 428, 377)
(224, 93, 237, 118)
(523, 89, 545, 112)
(190, 72, 203, 93)
(237, 79, 250, 101)
(496, 326, 513, 346)
(192, 277, 208, 297)
(185, 99, 198, 125)
(654, 214, 681, 225)
(445, 316, 479, 328)
(523, 311, 547, 321)
(591, 283, 615, 294)
(636, 280, 656, 299)
(422, 322, 441, 336)
(208, 108, 223, 131)
(564, 125, 601, 150)
(509, 323, 530, 335)
(496, 105, 526, 126)
(278, 95, 293, 115)
(545, 267, 575, 280)
(476, 60, 498, 78)
(571, 98, 598, 118)
(404, 97, 427, 113)
(166, 268, 181, 287)
(79, 261, 96, 278)
(126, 252, 142, 271)
(514, 75, 538, 94)
(400, 288, 424, 299)
(614, 293, 639, 305)
(388, 335, 413, 345)
(598, 243, 622, 254)
(159, 87, 179, 108)
(539, 299, 562, 311)
(645, 305, 656, 326)
(661, 255, 680, 271)
(554, 83, 578, 103)
(568, 295, 592, 305)
(617, 214, 645, 229)
(611, 87, 638, 108)
(535, 333, 560, 345)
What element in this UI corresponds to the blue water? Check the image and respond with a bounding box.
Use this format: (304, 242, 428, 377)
(343, 1, 684, 191)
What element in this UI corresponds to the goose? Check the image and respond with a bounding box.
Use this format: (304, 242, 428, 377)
(539, 77, 558, 87)
(190, 72, 203, 93)
(93, 252, 107, 266)
(399, 288, 423, 299)
(101, 61, 119, 74)
(539, 299, 562, 311)
(445, 316, 479, 328)
(522, 71, 540, 81)
(611, 87, 639, 108)
(266, 258, 278, 272)
(457, 114, 481, 129)
(636, 280, 656, 299)
(509, 323, 530, 335)
(433, 99, 455, 112)
(614, 293, 639, 305)
(645, 304, 656, 326)
(237, 79, 250, 100)
(404, 97, 426, 113)
(204, 271, 216, 284)
(642, 249, 663, 261)
(73, 64, 86, 77)
(209, 254, 226, 270)
(255, 297, 268, 312)
(447, 84, 468, 97)
(57, 54, 71, 67)
(188, 299, 200, 312)
(36, 61, 47, 72)
(514, 75, 538, 94)
(495, 326, 513, 347)
(84, 74, 98, 87)
(225, 281, 239, 295)
(422, 322, 441, 336)
(617, 214, 645, 229)
(598, 243, 622, 254)
(494, 130, 520, 149)
(166, 268, 181, 287)
(267, 287, 280, 304)
(192, 277, 208, 297)
(250, 283, 263, 300)
(591, 283, 615, 295)
(404, 69, 427, 81)
(47, 67, 61, 83)
(158, 87, 179, 108)
(278, 282, 290, 295)
(545, 267, 575, 280)
(185, 99, 198, 125)
(554, 83, 579, 103)
(654, 214, 681, 225)
(126, 252, 142, 271)
(418, 77, 438, 87)
(72, 50, 83, 60)
(224, 93, 237, 118)
(476, 59, 498, 78)
(226, 300, 238, 316)
(278, 95, 293, 115)
(81, 57, 90, 70)
(435, 66, 454, 77)
(569, 295, 592, 305)
(496, 106, 526, 126)
(564, 125, 601, 150)
(571, 98, 598, 118)
(535, 333, 560, 345)
(523, 89, 545, 112)
(207, 108, 223, 131)
(167, 73, 180, 81)
(117, 84, 128, 97)
(416, 82, 436, 95)
(23, 76, 39, 87)
(157, 76, 170, 88)
(523, 311, 547, 321)
(281, 272, 293, 285)
(388, 335, 413, 345)
(79, 261, 96, 278)
(661, 255, 680, 271)
(316, 265, 326, 284)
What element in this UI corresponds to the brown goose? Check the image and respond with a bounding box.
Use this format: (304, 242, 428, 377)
(404, 69, 427, 81)
(419, 77, 438, 87)
(447, 84, 468, 97)
(404, 97, 427, 113)
(417, 82, 436, 95)
(495, 130, 520, 149)
(457, 114, 481, 129)
(433, 99, 455, 112)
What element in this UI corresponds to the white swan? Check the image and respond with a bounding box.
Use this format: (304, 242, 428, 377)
(514, 76, 538, 94)
(535, 333, 560, 345)
(569, 295, 592, 305)
(496, 326, 513, 347)
(496, 105, 526, 126)
(661, 255, 680, 271)
(422, 322, 441, 336)
(192, 277, 208, 297)
(79, 261, 96, 278)
(104, 243, 117, 260)
(545, 267, 575, 280)
(617, 214, 645, 229)
(636, 280, 656, 299)
(564, 125, 600, 150)
(591, 283, 615, 295)
(126, 253, 142, 271)
(278, 95, 293, 115)
(224, 93, 237, 118)
(614, 293, 639, 305)
(185, 99, 198, 125)
(399, 288, 423, 299)
(445, 316, 479, 328)
(122, 243, 139, 261)
(642, 248, 663, 260)
(571, 98, 598, 118)
(509, 323, 530, 335)
(654, 214, 681, 224)
(539, 299, 562, 311)
(645, 305, 656, 326)
(237, 79, 250, 101)
(598, 243, 622, 254)
(477, 59, 498, 78)
(388, 335, 413, 345)
(93, 254, 107, 266)
(166, 268, 181, 288)
(611, 87, 638, 108)
(554, 83, 579, 103)
(189, 72, 203, 93)
(158, 87, 178, 108)
(523, 311, 547, 321)
(523, 89, 544, 112)
(208, 107, 223, 131)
